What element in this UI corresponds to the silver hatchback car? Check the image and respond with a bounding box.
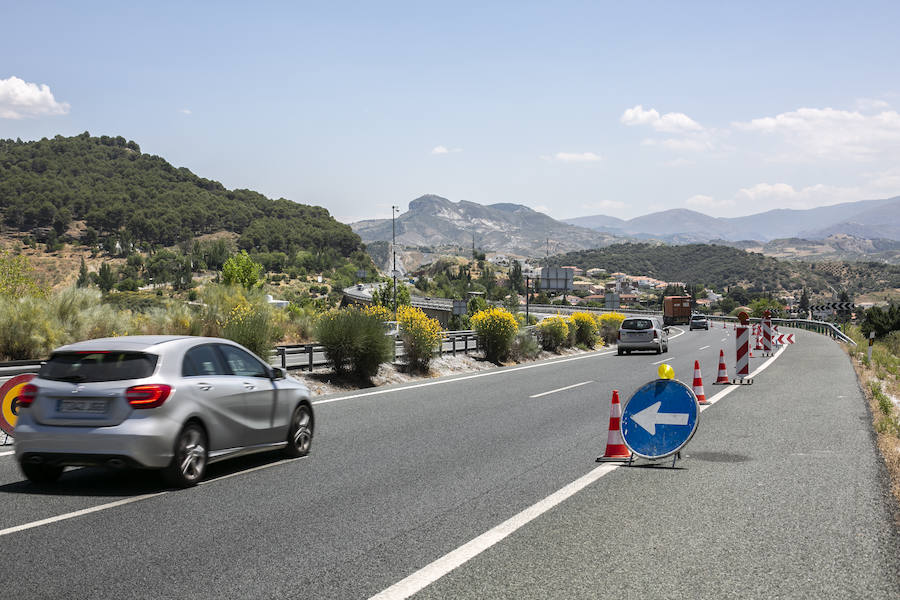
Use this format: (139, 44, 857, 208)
(616, 316, 669, 355)
(14, 336, 314, 487)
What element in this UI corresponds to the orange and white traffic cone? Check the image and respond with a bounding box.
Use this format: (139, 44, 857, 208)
(693, 360, 709, 404)
(713, 349, 730, 385)
(596, 390, 631, 461)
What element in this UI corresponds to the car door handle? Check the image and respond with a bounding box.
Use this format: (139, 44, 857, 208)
(243, 382, 256, 390)
(195, 383, 213, 391)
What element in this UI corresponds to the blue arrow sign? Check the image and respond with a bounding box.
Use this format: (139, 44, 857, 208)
(621, 379, 699, 459)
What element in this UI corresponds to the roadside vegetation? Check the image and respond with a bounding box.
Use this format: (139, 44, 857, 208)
(843, 304, 900, 507)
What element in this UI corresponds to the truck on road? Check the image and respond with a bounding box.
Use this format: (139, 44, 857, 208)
(663, 295, 692, 326)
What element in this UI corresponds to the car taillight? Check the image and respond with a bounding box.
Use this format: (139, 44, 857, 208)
(126, 384, 172, 409)
(617, 331, 621, 340)
(653, 331, 659, 339)
(19, 383, 38, 407)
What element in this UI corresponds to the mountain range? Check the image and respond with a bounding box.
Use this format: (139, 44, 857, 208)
(564, 196, 900, 243)
(351, 195, 626, 256)
(351, 194, 900, 261)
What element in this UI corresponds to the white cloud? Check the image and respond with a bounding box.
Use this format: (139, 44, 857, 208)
(856, 98, 890, 111)
(431, 145, 462, 155)
(620, 105, 703, 133)
(733, 182, 865, 210)
(542, 151, 603, 162)
(642, 136, 715, 152)
(0, 76, 70, 119)
(686, 194, 735, 210)
(581, 199, 625, 211)
(179, 108, 192, 115)
(733, 107, 900, 161)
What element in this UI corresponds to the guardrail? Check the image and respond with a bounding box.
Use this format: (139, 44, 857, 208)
(274, 330, 483, 371)
(706, 315, 857, 346)
(526, 304, 663, 316)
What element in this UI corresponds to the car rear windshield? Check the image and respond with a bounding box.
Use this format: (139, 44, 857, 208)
(691, 315, 706, 320)
(39, 352, 159, 383)
(622, 319, 653, 330)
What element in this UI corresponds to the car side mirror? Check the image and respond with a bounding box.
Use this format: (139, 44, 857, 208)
(271, 366, 287, 380)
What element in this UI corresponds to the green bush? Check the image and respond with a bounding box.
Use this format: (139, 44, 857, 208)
(315, 308, 392, 379)
(538, 315, 569, 351)
(196, 285, 284, 359)
(470, 307, 519, 363)
(509, 329, 541, 361)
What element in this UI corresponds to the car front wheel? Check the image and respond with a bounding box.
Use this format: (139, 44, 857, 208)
(284, 404, 313, 458)
(164, 423, 207, 488)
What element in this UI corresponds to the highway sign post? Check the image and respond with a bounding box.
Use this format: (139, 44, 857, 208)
(620, 378, 699, 466)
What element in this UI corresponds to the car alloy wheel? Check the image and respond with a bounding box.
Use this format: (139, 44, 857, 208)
(165, 423, 207, 488)
(284, 404, 313, 458)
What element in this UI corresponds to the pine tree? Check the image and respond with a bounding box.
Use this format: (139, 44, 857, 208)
(77, 257, 89, 287)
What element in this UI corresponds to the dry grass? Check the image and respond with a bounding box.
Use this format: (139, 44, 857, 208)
(847, 347, 900, 512)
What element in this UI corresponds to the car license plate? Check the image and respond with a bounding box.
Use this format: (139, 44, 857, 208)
(58, 398, 109, 414)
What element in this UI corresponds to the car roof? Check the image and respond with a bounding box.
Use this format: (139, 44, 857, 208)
(52, 335, 224, 354)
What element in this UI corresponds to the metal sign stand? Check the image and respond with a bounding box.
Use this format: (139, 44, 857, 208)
(625, 451, 682, 469)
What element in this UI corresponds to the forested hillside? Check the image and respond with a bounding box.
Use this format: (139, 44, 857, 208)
(0, 133, 362, 260)
(544, 244, 832, 292)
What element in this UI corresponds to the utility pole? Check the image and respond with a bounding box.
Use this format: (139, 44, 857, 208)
(392, 205, 398, 321)
(525, 275, 530, 323)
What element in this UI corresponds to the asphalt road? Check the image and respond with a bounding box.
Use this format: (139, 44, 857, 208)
(1, 326, 898, 599)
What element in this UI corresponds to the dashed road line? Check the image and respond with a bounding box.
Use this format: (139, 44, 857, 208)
(529, 381, 594, 399)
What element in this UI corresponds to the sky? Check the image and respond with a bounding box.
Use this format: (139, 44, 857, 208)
(2, 1, 900, 224)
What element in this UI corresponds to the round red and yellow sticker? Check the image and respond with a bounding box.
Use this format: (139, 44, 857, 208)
(0, 374, 36, 436)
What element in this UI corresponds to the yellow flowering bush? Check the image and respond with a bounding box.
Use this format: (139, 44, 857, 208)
(538, 315, 569, 351)
(470, 306, 519, 363)
(362, 304, 393, 322)
(570, 311, 600, 348)
(597, 311, 626, 345)
(396, 305, 442, 371)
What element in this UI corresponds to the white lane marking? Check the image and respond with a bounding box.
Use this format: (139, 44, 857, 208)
(529, 381, 594, 399)
(368, 464, 620, 600)
(369, 343, 789, 600)
(0, 450, 13, 457)
(0, 492, 167, 537)
(720, 338, 727, 342)
(699, 345, 710, 350)
(0, 456, 302, 538)
(651, 358, 669, 365)
(313, 350, 616, 406)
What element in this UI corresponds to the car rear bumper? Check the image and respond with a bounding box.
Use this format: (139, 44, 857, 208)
(14, 415, 178, 469)
(617, 340, 662, 351)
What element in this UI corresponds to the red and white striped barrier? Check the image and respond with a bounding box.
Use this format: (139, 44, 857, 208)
(762, 317, 773, 354)
(775, 334, 795, 345)
(734, 326, 752, 384)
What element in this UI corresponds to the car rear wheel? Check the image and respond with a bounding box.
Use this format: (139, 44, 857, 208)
(617, 348, 624, 356)
(21, 463, 63, 485)
(164, 423, 207, 488)
(284, 404, 313, 458)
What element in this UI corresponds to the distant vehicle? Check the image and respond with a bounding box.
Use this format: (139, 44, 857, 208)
(617, 316, 669, 355)
(663, 295, 692, 326)
(689, 314, 709, 330)
(14, 336, 314, 487)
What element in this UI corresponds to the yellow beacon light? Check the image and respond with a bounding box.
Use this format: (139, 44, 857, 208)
(658, 363, 675, 380)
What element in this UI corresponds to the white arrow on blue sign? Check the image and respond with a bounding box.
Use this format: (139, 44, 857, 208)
(620, 379, 700, 459)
